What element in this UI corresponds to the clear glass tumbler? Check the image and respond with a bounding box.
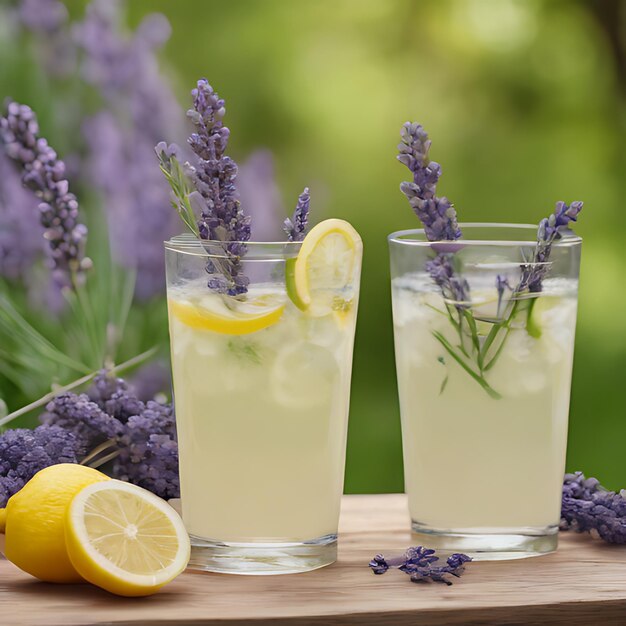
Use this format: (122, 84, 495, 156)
(165, 234, 362, 574)
(389, 224, 581, 560)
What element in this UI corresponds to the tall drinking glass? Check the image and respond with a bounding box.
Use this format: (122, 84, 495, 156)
(165, 234, 361, 574)
(389, 224, 581, 559)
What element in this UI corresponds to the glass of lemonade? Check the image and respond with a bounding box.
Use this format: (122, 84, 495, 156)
(165, 223, 362, 574)
(389, 224, 581, 560)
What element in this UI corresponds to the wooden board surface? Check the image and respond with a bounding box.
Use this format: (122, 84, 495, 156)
(2, 494, 626, 625)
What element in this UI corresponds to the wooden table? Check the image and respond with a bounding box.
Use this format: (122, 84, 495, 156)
(2, 494, 626, 625)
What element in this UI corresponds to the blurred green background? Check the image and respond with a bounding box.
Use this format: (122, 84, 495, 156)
(2, 0, 626, 491)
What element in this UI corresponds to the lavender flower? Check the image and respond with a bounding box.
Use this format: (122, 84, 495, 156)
(561, 471, 626, 544)
(398, 122, 461, 242)
(41, 392, 123, 451)
(17, 0, 75, 77)
(398, 122, 467, 307)
(369, 546, 471, 585)
(0, 101, 91, 288)
(18, 0, 67, 33)
(40, 371, 179, 500)
(237, 150, 285, 241)
(0, 151, 42, 280)
(283, 187, 310, 242)
(113, 401, 178, 500)
(0, 425, 83, 506)
(76, 1, 183, 299)
(521, 201, 583, 293)
(426, 254, 470, 306)
(162, 78, 251, 295)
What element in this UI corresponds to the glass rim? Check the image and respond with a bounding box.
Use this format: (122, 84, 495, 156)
(387, 222, 582, 247)
(164, 233, 302, 259)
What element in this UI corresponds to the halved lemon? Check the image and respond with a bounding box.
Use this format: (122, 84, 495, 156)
(169, 292, 285, 335)
(65, 480, 190, 597)
(288, 219, 361, 316)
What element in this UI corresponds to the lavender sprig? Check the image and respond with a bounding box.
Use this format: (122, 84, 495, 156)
(397, 123, 502, 395)
(0, 101, 91, 288)
(283, 187, 310, 242)
(155, 141, 199, 235)
(520, 200, 583, 293)
(397, 122, 467, 306)
(156, 80, 252, 295)
(561, 471, 626, 544)
(398, 122, 461, 242)
(369, 547, 471, 585)
(185, 79, 251, 296)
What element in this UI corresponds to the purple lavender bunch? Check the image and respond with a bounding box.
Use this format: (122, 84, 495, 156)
(561, 472, 626, 544)
(283, 187, 310, 242)
(0, 425, 84, 506)
(398, 122, 461, 242)
(0, 101, 91, 288)
(369, 546, 471, 585)
(520, 201, 583, 293)
(38, 371, 179, 501)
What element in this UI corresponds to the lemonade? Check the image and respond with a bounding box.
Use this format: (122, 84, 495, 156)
(165, 223, 362, 573)
(392, 272, 578, 558)
(388, 223, 582, 559)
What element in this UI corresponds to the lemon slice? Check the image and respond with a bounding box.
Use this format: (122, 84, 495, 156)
(65, 480, 190, 597)
(289, 219, 361, 316)
(169, 292, 285, 335)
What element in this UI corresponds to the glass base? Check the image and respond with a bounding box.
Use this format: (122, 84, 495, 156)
(411, 521, 558, 561)
(187, 533, 337, 575)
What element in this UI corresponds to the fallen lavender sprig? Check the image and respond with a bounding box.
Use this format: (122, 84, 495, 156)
(369, 546, 471, 585)
(0, 101, 91, 288)
(561, 471, 626, 544)
(283, 187, 310, 242)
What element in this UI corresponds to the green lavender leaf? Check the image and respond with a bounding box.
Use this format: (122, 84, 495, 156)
(432, 330, 501, 399)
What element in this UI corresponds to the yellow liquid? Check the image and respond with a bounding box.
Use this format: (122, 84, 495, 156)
(168, 284, 358, 542)
(392, 275, 577, 531)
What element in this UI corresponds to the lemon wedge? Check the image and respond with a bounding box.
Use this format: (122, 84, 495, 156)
(289, 218, 362, 316)
(169, 292, 285, 335)
(65, 480, 190, 597)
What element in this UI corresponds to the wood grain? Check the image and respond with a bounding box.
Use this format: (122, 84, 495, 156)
(2, 494, 626, 625)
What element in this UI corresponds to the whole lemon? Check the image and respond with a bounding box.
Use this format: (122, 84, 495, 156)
(0, 464, 109, 583)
